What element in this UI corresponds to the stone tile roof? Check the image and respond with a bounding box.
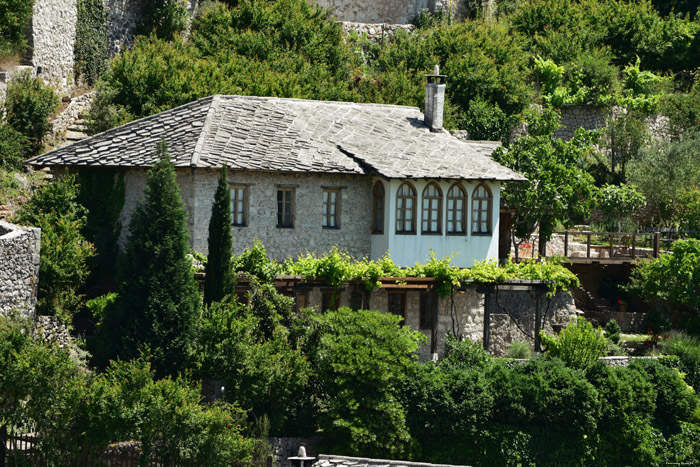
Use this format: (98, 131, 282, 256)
(27, 95, 525, 181)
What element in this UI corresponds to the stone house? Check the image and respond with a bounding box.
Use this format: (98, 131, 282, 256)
(27, 74, 524, 268)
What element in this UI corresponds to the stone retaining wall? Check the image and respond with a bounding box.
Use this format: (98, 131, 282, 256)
(342, 22, 415, 41)
(313, 454, 471, 467)
(0, 221, 41, 318)
(47, 91, 95, 146)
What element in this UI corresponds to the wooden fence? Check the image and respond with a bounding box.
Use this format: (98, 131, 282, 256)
(553, 231, 662, 261)
(1, 429, 274, 467)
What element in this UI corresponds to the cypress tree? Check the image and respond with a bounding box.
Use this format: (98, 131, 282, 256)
(104, 139, 201, 377)
(203, 166, 235, 305)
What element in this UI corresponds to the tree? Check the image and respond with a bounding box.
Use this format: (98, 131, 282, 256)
(14, 174, 95, 321)
(103, 139, 201, 377)
(493, 107, 598, 256)
(204, 167, 235, 305)
(309, 308, 425, 458)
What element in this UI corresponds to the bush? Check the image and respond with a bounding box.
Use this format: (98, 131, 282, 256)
(659, 331, 700, 393)
(0, 0, 33, 58)
(14, 174, 95, 321)
(310, 308, 425, 458)
(540, 317, 607, 371)
(604, 319, 621, 344)
(5, 72, 59, 155)
(507, 340, 532, 359)
(137, 0, 189, 41)
(595, 184, 646, 232)
(0, 119, 29, 170)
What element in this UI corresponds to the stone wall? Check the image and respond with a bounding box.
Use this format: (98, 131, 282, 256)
(553, 105, 608, 141)
(0, 221, 41, 318)
(117, 168, 373, 261)
(314, 0, 428, 23)
(486, 288, 578, 356)
(31, 0, 78, 89)
(47, 91, 95, 147)
(341, 22, 415, 41)
(313, 454, 471, 467)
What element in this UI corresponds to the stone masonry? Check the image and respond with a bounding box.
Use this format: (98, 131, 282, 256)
(31, 0, 78, 89)
(0, 221, 41, 318)
(118, 168, 373, 261)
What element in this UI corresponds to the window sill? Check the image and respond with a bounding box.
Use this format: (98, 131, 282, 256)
(276, 225, 295, 229)
(323, 226, 341, 230)
(395, 231, 417, 235)
(421, 232, 442, 236)
(372, 230, 384, 235)
(472, 232, 492, 237)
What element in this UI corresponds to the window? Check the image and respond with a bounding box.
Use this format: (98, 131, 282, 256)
(419, 292, 435, 330)
(372, 181, 385, 234)
(446, 184, 467, 234)
(230, 186, 248, 226)
(395, 182, 416, 234)
(321, 290, 340, 312)
(388, 291, 406, 322)
(472, 184, 492, 234)
(422, 183, 442, 234)
(277, 187, 294, 228)
(322, 189, 340, 229)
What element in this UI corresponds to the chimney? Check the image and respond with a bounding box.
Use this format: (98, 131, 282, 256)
(424, 64, 446, 132)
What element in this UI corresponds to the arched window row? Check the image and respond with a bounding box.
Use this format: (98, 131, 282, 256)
(371, 181, 493, 236)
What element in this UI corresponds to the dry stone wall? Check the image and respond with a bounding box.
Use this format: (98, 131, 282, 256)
(341, 22, 415, 41)
(314, 0, 428, 23)
(0, 221, 41, 318)
(31, 0, 78, 89)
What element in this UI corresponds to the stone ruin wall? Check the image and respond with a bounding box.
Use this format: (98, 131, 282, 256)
(0, 221, 41, 318)
(30, 0, 78, 89)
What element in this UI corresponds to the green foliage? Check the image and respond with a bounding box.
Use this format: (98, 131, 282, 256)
(5, 72, 59, 155)
(0, 312, 256, 464)
(137, 0, 189, 40)
(507, 340, 532, 359)
(461, 97, 516, 143)
(659, 331, 700, 393)
(199, 299, 313, 436)
(605, 319, 621, 345)
(442, 335, 492, 370)
(310, 308, 425, 458)
(204, 167, 235, 305)
(677, 186, 700, 232)
(14, 174, 95, 321)
(627, 134, 700, 225)
(101, 140, 201, 377)
(595, 184, 646, 231)
(77, 169, 125, 292)
(493, 108, 599, 251)
(0, 118, 29, 170)
(629, 239, 700, 313)
(619, 58, 671, 114)
(234, 240, 281, 282)
(540, 317, 607, 371)
(604, 110, 649, 177)
(74, 0, 108, 87)
(660, 76, 700, 137)
(0, 0, 33, 58)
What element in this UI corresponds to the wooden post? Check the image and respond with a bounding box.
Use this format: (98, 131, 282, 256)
(609, 234, 613, 258)
(654, 232, 660, 257)
(267, 455, 273, 467)
(631, 233, 636, 258)
(564, 231, 569, 257)
(430, 288, 439, 355)
(586, 232, 592, 258)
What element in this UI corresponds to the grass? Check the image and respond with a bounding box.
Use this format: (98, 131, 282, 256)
(0, 169, 44, 212)
(620, 333, 651, 342)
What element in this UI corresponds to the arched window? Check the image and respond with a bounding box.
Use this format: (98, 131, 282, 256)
(446, 183, 467, 234)
(395, 182, 416, 234)
(472, 183, 492, 234)
(372, 181, 385, 234)
(422, 183, 442, 234)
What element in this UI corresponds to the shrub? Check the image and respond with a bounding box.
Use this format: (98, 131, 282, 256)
(507, 340, 532, 359)
(0, 119, 29, 170)
(540, 317, 607, 371)
(5, 72, 59, 155)
(0, 0, 33, 58)
(629, 239, 700, 314)
(604, 319, 621, 344)
(460, 97, 516, 143)
(310, 308, 425, 458)
(137, 0, 189, 41)
(14, 173, 95, 321)
(659, 331, 700, 393)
